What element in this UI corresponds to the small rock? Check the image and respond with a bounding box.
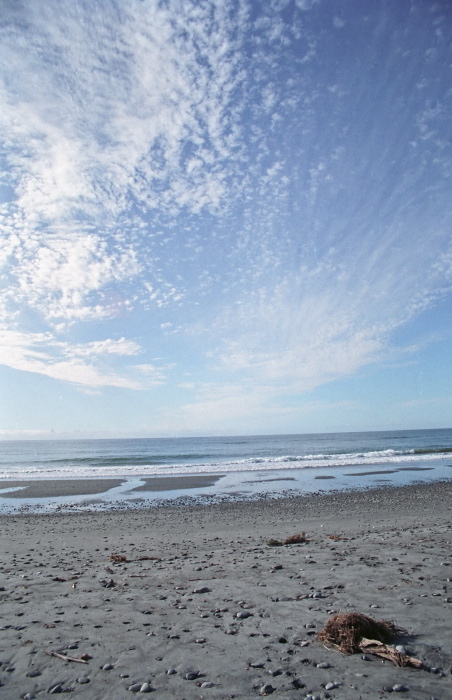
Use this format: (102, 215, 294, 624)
(325, 681, 339, 690)
(201, 681, 214, 688)
(260, 683, 274, 695)
(139, 682, 152, 692)
(395, 645, 407, 654)
(128, 683, 142, 692)
(102, 663, 114, 670)
(316, 661, 331, 669)
(193, 587, 211, 594)
(185, 671, 199, 680)
(166, 668, 177, 675)
(48, 685, 63, 694)
(393, 684, 408, 692)
(236, 610, 252, 619)
(26, 670, 42, 677)
(77, 677, 90, 684)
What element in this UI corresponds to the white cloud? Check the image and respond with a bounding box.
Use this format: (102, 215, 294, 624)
(133, 363, 170, 385)
(0, 330, 141, 389)
(70, 338, 141, 357)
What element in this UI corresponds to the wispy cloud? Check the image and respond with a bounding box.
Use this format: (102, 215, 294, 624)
(0, 331, 143, 388)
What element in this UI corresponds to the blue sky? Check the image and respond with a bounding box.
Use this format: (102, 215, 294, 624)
(1, 0, 451, 439)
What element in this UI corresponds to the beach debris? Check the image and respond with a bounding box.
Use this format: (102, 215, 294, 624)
(52, 576, 78, 582)
(328, 534, 347, 541)
(109, 554, 127, 562)
(267, 532, 307, 546)
(45, 650, 89, 664)
(109, 554, 161, 563)
(318, 613, 422, 668)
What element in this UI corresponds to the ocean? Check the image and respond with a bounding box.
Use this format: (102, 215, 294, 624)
(1, 428, 451, 512)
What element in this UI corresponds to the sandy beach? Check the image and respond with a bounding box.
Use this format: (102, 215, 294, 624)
(1, 481, 452, 699)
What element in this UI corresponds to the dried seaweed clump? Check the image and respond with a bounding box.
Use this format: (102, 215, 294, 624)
(109, 554, 127, 562)
(267, 532, 307, 547)
(318, 612, 405, 654)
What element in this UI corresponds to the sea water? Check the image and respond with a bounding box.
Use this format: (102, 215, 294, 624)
(0, 428, 451, 512)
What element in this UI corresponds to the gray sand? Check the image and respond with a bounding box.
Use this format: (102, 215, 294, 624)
(0, 481, 451, 699)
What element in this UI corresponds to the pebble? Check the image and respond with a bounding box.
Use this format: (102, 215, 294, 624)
(201, 681, 214, 688)
(26, 669, 41, 677)
(316, 661, 331, 668)
(393, 684, 408, 692)
(139, 682, 153, 692)
(395, 645, 407, 654)
(48, 685, 63, 694)
(260, 683, 274, 695)
(77, 676, 90, 684)
(166, 668, 177, 675)
(128, 683, 142, 692)
(325, 682, 336, 690)
(236, 610, 252, 619)
(185, 671, 199, 680)
(193, 587, 211, 594)
(102, 663, 114, 670)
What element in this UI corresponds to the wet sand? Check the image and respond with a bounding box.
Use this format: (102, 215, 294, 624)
(0, 474, 225, 500)
(1, 481, 452, 698)
(0, 479, 125, 499)
(130, 475, 225, 492)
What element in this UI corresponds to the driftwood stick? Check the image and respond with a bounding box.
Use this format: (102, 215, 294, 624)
(46, 650, 89, 664)
(359, 638, 423, 668)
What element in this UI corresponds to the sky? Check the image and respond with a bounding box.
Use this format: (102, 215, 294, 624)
(0, 0, 452, 440)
